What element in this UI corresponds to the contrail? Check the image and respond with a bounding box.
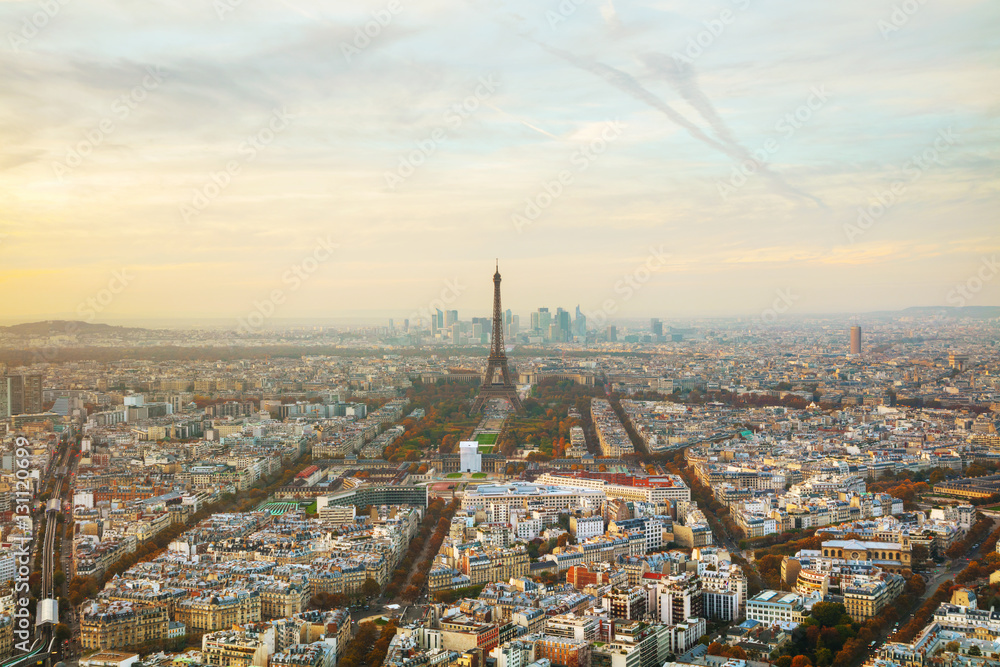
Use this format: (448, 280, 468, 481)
(531, 39, 737, 158)
(641, 53, 741, 148)
(642, 52, 826, 207)
(485, 103, 563, 141)
(528, 37, 825, 206)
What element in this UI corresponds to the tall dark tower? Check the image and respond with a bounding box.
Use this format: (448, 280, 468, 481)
(470, 262, 524, 414)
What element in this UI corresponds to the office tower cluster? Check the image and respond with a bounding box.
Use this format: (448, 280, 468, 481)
(0, 373, 43, 417)
(526, 306, 586, 343)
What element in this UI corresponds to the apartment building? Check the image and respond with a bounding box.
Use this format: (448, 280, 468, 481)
(269, 642, 336, 667)
(80, 601, 170, 651)
(545, 614, 599, 643)
(534, 635, 592, 667)
(174, 589, 262, 634)
(260, 581, 311, 620)
(202, 624, 275, 667)
(843, 574, 906, 622)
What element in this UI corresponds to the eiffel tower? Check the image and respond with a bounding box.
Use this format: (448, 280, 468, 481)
(470, 262, 524, 414)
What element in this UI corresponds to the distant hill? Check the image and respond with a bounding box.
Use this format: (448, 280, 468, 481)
(891, 306, 1000, 319)
(0, 320, 150, 336)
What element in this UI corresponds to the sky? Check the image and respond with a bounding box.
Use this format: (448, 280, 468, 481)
(0, 0, 998, 326)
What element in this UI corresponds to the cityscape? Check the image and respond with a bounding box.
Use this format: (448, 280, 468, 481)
(0, 269, 999, 667)
(1, 3, 999, 667)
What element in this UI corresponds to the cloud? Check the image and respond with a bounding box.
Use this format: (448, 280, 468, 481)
(0, 0, 996, 319)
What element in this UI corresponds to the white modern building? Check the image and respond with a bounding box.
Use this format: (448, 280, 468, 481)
(746, 590, 809, 627)
(461, 482, 605, 512)
(459, 441, 482, 473)
(570, 515, 605, 541)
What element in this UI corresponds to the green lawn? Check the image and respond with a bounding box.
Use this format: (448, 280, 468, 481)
(476, 433, 498, 444)
(446, 472, 463, 478)
(478, 445, 493, 454)
(471, 472, 487, 479)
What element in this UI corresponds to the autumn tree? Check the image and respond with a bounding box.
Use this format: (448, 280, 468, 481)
(362, 577, 381, 599)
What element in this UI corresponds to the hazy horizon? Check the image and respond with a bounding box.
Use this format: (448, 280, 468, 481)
(1, 303, 998, 332)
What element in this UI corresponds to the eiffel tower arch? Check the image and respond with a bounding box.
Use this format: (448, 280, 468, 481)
(470, 263, 524, 414)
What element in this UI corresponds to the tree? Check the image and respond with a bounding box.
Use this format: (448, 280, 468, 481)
(54, 623, 71, 642)
(810, 602, 848, 628)
(967, 464, 988, 478)
(362, 577, 381, 599)
(821, 627, 843, 651)
(791, 656, 812, 667)
(723, 646, 747, 660)
(707, 642, 724, 656)
(757, 554, 786, 589)
(968, 646, 982, 657)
